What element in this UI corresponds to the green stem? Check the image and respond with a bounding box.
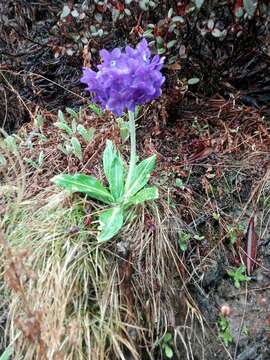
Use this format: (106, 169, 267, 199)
(125, 110, 136, 191)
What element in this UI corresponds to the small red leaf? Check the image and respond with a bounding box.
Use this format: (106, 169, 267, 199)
(188, 147, 213, 163)
(236, 0, 243, 6)
(234, 0, 244, 16)
(243, 216, 258, 275)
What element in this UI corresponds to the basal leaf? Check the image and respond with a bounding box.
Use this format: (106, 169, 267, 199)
(127, 186, 159, 206)
(124, 154, 156, 199)
(103, 140, 125, 201)
(98, 206, 124, 242)
(52, 173, 114, 204)
(103, 140, 116, 181)
(109, 155, 125, 201)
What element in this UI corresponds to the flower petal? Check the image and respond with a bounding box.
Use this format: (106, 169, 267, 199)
(80, 39, 164, 115)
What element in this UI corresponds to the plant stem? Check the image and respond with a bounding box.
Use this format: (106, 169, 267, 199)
(125, 110, 136, 191)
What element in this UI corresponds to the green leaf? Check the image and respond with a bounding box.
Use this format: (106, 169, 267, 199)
(212, 212, 220, 221)
(172, 16, 184, 23)
(89, 103, 102, 115)
(3, 135, 18, 154)
(178, 232, 191, 252)
(65, 107, 78, 118)
(71, 119, 77, 134)
(98, 206, 124, 242)
(158, 48, 166, 55)
(194, 234, 204, 241)
(0, 347, 12, 360)
(0, 154, 7, 166)
(175, 178, 184, 188)
(167, 39, 177, 49)
(71, 137, 83, 161)
(156, 36, 163, 47)
(125, 155, 156, 199)
(57, 144, 71, 156)
(134, 106, 140, 118)
(52, 174, 114, 204)
(124, 8, 131, 16)
(243, 0, 257, 17)
(188, 77, 200, 85)
(218, 316, 233, 346)
(24, 158, 38, 169)
(227, 265, 250, 289)
(117, 118, 129, 143)
(55, 122, 73, 135)
(88, 128, 96, 141)
(168, 8, 173, 18)
(222, 329, 233, 346)
(57, 110, 66, 123)
(102, 140, 125, 201)
(103, 140, 116, 181)
(195, 0, 205, 9)
(61, 5, 71, 19)
(77, 125, 95, 142)
(164, 345, 173, 358)
(38, 150, 45, 166)
(34, 114, 44, 128)
(127, 187, 159, 206)
(235, 7, 244, 17)
(109, 155, 125, 202)
(71, 9, 79, 18)
(179, 240, 187, 252)
(163, 333, 173, 342)
(143, 29, 154, 38)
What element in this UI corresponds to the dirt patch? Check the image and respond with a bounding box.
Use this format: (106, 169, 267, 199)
(1, 1, 270, 132)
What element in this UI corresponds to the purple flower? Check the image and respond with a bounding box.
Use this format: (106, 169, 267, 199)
(81, 39, 165, 116)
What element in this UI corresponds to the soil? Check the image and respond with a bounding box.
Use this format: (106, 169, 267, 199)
(1, 1, 270, 359)
(147, 97, 270, 359)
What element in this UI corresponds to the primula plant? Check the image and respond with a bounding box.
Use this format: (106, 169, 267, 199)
(52, 39, 165, 242)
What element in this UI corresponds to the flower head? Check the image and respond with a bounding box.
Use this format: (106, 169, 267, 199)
(81, 39, 165, 116)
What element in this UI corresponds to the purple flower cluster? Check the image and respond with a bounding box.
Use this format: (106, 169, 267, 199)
(81, 39, 165, 116)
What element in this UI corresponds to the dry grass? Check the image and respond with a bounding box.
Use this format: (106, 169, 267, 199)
(3, 94, 269, 359)
(0, 134, 205, 359)
(0, 191, 199, 359)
